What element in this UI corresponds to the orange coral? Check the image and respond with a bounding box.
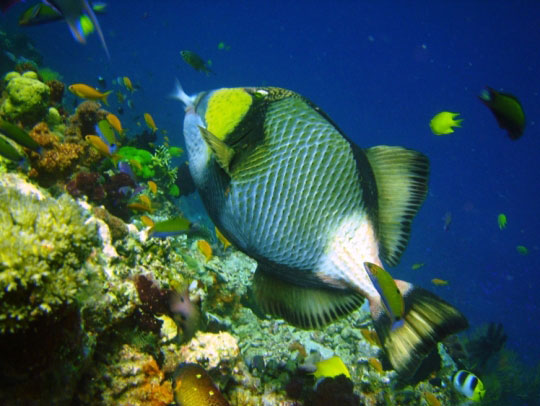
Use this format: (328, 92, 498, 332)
(27, 122, 103, 186)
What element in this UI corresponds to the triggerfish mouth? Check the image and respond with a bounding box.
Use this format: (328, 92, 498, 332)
(175, 83, 468, 377)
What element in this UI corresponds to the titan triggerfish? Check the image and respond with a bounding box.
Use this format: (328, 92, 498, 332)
(174, 84, 468, 377)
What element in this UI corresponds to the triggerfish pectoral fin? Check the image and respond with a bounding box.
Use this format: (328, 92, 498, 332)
(370, 279, 468, 377)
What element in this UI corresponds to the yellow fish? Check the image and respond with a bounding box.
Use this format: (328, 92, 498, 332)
(364, 262, 404, 325)
(144, 113, 157, 132)
(148, 181, 158, 195)
(85, 135, 112, 156)
(312, 356, 350, 380)
(69, 83, 111, 105)
(197, 239, 212, 261)
(123, 76, 134, 92)
(431, 278, 449, 286)
(215, 227, 231, 250)
(138, 194, 152, 209)
(368, 357, 384, 373)
(141, 215, 155, 227)
(424, 391, 441, 406)
(106, 113, 123, 134)
(430, 111, 463, 135)
(411, 262, 425, 270)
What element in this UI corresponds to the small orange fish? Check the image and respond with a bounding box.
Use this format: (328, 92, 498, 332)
(69, 83, 111, 105)
(360, 328, 381, 347)
(86, 135, 111, 156)
(431, 278, 449, 286)
(367, 357, 383, 373)
(127, 202, 152, 213)
(424, 391, 441, 406)
(123, 76, 134, 92)
(148, 181, 158, 195)
(215, 227, 231, 250)
(138, 194, 152, 209)
(106, 113, 123, 134)
(141, 215, 155, 227)
(197, 239, 212, 262)
(144, 113, 157, 132)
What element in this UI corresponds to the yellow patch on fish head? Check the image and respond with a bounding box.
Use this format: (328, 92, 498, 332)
(205, 88, 252, 141)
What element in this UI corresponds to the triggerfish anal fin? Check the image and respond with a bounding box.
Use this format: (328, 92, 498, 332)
(44, 0, 110, 59)
(479, 87, 525, 140)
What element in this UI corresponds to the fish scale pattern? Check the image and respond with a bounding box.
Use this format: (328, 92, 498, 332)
(224, 95, 366, 274)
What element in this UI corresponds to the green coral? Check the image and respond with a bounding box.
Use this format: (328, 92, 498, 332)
(116, 146, 155, 178)
(117, 145, 181, 193)
(0, 71, 50, 125)
(0, 173, 98, 333)
(37, 67, 63, 82)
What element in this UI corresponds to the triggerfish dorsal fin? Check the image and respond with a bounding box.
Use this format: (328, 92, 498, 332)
(364, 146, 429, 266)
(253, 268, 365, 329)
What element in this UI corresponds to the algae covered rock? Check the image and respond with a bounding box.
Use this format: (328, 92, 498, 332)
(0, 173, 98, 333)
(0, 71, 50, 125)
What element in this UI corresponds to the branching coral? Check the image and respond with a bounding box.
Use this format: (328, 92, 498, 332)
(0, 173, 99, 333)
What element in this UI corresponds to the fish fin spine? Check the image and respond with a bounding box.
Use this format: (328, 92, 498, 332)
(253, 268, 364, 329)
(371, 280, 468, 377)
(198, 126, 235, 175)
(365, 146, 429, 266)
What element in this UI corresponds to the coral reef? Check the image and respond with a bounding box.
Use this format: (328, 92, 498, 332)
(0, 71, 50, 126)
(65, 100, 106, 138)
(79, 344, 173, 406)
(47, 79, 65, 106)
(0, 173, 98, 333)
(27, 122, 94, 186)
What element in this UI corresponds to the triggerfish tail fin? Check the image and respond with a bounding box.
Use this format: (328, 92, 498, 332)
(253, 268, 365, 329)
(364, 146, 429, 266)
(371, 280, 468, 377)
(171, 79, 197, 108)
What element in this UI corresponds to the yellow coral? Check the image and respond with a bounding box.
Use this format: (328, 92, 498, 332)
(0, 174, 98, 333)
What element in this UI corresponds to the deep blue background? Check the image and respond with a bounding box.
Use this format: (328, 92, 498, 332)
(2, 1, 540, 365)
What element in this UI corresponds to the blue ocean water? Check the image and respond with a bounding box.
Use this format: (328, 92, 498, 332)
(2, 0, 539, 369)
